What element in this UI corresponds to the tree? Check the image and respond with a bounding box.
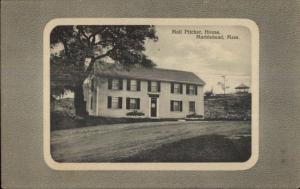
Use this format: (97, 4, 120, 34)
(50, 25, 158, 116)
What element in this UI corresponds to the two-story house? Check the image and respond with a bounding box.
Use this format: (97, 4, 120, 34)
(83, 65, 205, 118)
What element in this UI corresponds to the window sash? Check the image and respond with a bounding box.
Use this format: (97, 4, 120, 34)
(173, 101, 180, 111)
(129, 98, 137, 109)
(130, 80, 137, 91)
(111, 97, 119, 109)
(112, 79, 120, 90)
(189, 85, 196, 95)
(174, 83, 180, 94)
(151, 82, 158, 92)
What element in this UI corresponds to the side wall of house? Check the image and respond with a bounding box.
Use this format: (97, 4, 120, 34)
(84, 77, 204, 118)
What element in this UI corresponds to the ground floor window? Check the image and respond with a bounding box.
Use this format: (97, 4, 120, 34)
(170, 100, 182, 112)
(107, 96, 122, 109)
(126, 98, 140, 109)
(189, 101, 195, 112)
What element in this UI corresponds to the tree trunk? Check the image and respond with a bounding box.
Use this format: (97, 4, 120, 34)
(74, 83, 87, 116)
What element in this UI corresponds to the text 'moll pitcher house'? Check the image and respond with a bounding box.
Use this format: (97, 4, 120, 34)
(83, 64, 205, 119)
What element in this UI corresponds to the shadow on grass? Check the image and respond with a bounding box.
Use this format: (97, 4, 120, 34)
(116, 135, 251, 162)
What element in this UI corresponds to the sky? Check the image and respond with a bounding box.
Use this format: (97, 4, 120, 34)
(52, 25, 252, 97)
(144, 25, 251, 94)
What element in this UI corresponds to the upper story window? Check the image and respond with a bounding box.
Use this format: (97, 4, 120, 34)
(186, 84, 197, 95)
(112, 79, 120, 90)
(126, 98, 140, 110)
(108, 78, 123, 90)
(170, 100, 183, 112)
(127, 79, 141, 91)
(148, 81, 160, 92)
(171, 83, 183, 94)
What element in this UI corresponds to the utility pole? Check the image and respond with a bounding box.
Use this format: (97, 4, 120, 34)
(222, 75, 226, 96)
(218, 75, 229, 96)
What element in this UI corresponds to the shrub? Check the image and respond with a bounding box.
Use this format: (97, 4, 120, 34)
(186, 113, 203, 119)
(126, 110, 145, 116)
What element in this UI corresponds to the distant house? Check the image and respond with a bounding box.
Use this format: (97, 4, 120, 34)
(83, 65, 205, 118)
(235, 84, 250, 94)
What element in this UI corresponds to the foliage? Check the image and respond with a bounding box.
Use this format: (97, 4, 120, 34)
(50, 25, 158, 96)
(186, 113, 204, 118)
(126, 110, 145, 116)
(50, 25, 158, 115)
(204, 91, 214, 97)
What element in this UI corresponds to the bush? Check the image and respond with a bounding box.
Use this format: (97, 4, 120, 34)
(186, 113, 203, 119)
(126, 110, 145, 116)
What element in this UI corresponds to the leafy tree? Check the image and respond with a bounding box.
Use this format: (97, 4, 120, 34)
(50, 25, 158, 116)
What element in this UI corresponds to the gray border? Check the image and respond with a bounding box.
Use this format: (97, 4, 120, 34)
(2, 0, 300, 188)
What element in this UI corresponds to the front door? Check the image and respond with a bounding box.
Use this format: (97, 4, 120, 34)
(150, 97, 157, 117)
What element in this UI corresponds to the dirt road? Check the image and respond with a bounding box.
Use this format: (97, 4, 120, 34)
(51, 121, 250, 162)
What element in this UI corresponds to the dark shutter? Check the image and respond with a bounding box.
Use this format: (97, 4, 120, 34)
(118, 97, 122, 109)
(126, 98, 130, 109)
(108, 78, 112, 89)
(148, 81, 151, 92)
(180, 84, 183, 94)
(195, 85, 198, 95)
(170, 100, 174, 111)
(107, 96, 112, 108)
(119, 79, 123, 90)
(158, 81, 161, 92)
(171, 83, 174, 93)
(136, 98, 140, 109)
(186, 84, 189, 94)
(137, 80, 141, 91)
(180, 101, 183, 112)
(127, 79, 131, 91)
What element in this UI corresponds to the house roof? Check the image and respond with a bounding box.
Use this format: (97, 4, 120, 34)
(235, 84, 249, 89)
(94, 65, 205, 85)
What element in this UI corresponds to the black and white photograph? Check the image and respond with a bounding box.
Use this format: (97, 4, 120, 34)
(3, 1, 300, 188)
(45, 19, 259, 170)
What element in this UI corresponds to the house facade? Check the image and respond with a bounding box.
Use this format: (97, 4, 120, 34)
(83, 66, 205, 119)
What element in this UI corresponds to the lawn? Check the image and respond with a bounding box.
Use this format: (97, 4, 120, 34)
(118, 134, 251, 162)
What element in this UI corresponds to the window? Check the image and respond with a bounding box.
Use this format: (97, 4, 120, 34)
(170, 100, 182, 112)
(151, 82, 157, 92)
(107, 96, 122, 109)
(90, 96, 93, 110)
(174, 83, 180, 94)
(130, 99, 137, 109)
(171, 83, 183, 94)
(189, 101, 196, 112)
(130, 80, 137, 91)
(186, 84, 197, 95)
(112, 79, 120, 90)
(126, 98, 140, 109)
(148, 81, 160, 92)
(127, 79, 141, 91)
(111, 97, 120, 109)
(108, 78, 123, 90)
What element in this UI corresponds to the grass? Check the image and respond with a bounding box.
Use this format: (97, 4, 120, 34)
(117, 134, 251, 162)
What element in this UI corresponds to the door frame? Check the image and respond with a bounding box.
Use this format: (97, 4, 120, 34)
(149, 97, 159, 118)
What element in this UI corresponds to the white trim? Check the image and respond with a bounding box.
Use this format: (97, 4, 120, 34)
(96, 86, 99, 116)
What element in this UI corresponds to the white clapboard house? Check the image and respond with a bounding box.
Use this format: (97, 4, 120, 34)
(83, 65, 205, 118)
